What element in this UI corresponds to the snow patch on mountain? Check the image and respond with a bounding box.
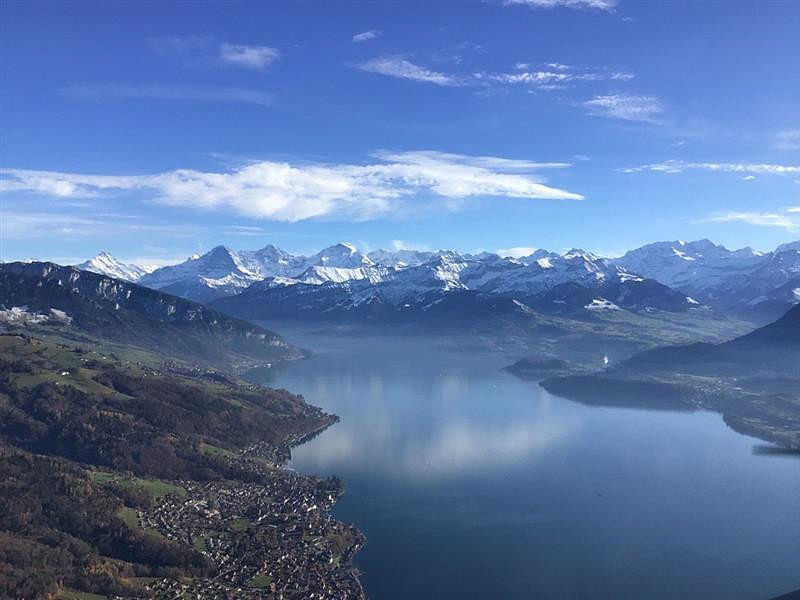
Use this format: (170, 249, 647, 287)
(585, 299, 620, 311)
(0, 306, 73, 325)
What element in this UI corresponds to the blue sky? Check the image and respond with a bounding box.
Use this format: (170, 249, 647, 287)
(1, 0, 799, 264)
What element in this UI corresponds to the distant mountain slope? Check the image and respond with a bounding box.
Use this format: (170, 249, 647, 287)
(0, 262, 302, 368)
(538, 304, 800, 448)
(620, 303, 800, 373)
(611, 239, 800, 320)
(75, 251, 154, 282)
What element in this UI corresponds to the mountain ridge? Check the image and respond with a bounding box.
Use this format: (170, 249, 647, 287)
(74, 238, 799, 319)
(0, 261, 302, 369)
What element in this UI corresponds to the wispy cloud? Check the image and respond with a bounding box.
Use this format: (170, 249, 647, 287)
(583, 94, 664, 123)
(148, 36, 280, 70)
(0, 212, 103, 239)
(353, 56, 460, 86)
(355, 56, 635, 95)
(0, 211, 202, 243)
(60, 83, 272, 106)
(219, 43, 280, 69)
(376, 150, 570, 171)
(701, 211, 799, 231)
(775, 129, 800, 151)
(352, 30, 382, 43)
(504, 0, 618, 12)
(621, 160, 800, 175)
(496, 246, 537, 258)
(478, 64, 633, 91)
(1, 151, 582, 222)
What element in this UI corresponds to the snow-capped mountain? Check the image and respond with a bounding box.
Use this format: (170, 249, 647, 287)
(611, 239, 800, 318)
(138, 245, 261, 301)
(611, 239, 764, 291)
(137, 242, 384, 301)
(78, 238, 799, 320)
(75, 252, 154, 282)
(210, 247, 698, 322)
(237, 244, 309, 279)
(367, 248, 446, 268)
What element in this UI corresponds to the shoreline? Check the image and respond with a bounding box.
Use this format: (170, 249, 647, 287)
(138, 414, 367, 599)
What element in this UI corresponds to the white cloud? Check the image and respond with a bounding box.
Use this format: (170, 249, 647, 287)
(496, 246, 537, 258)
(775, 129, 800, 151)
(60, 83, 272, 106)
(0, 174, 88, 197)
(583, 94, 664, 123)
(703, 211, 798, 231)
(621, 160, 800, 175)
(353, 57, 459, 86)
(786, 206, 800, 213)
(218, 43, 280, 69)
(352, 30, 382, 43)
(505, 0, 618, 11)
(1, 151, 582, 223)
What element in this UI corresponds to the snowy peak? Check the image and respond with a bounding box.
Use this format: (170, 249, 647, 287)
(311, 242, 373, 269)
(75, 252, 153, 282)
(239, 244, 307, 279)
(562, 248, 599, 261)
(138, 245, 260, 301)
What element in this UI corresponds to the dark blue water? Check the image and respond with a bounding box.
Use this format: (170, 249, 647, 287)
(250, 333, 800, 600)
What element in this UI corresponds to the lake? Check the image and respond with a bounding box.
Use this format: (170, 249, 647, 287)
(248, 332, 800, 600)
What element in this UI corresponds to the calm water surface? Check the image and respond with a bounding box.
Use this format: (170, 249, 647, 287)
(248, 333, 800, 600)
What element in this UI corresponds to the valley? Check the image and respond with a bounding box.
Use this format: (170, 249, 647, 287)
(1, 238, 798, 599)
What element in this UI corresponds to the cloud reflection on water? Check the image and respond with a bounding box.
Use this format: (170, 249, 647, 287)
(277, 345, 581, 480)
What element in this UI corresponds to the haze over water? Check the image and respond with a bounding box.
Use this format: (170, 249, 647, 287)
(249, 333, 800, 600)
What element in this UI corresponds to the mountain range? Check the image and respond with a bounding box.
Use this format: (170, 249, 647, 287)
(73, 239, 800, 322)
